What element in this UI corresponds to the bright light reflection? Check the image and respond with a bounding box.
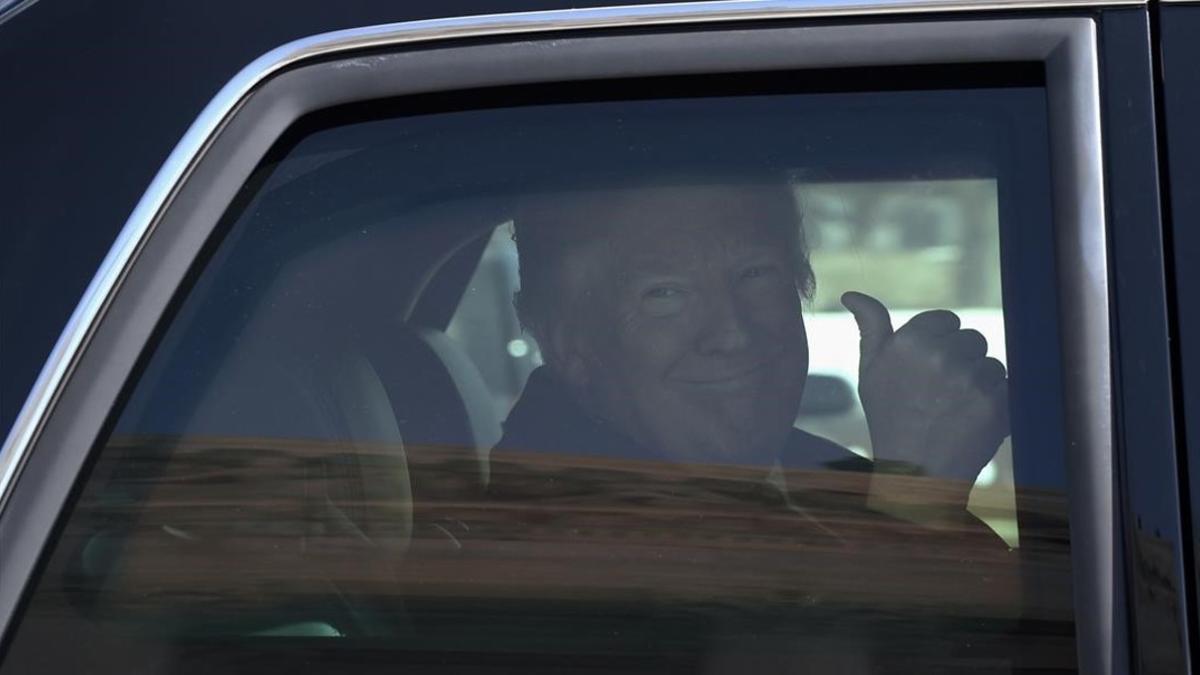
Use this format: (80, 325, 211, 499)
(507, 339, 530, 358)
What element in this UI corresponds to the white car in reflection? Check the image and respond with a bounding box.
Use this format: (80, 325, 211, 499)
(801, 308, 1016, 545)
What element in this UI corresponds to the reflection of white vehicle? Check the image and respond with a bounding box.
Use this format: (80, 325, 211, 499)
(800, 309, 1016, 545)
(800, 309, 1007, 450)
(800, 309, 1006, 448)
(805, 309, 1008, 382)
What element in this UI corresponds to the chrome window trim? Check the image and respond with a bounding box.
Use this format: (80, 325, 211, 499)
(0, 3, 1114, 670)
(0, 0, 40, 27)
(1045, 21, 1114, 675)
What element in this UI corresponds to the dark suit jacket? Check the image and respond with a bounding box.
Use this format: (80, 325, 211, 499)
(494, 366, 872, 471)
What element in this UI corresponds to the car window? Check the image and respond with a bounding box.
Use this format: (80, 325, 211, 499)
(3, 79, 1075, 672)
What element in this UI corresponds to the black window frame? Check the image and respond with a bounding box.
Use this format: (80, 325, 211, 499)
(1153, 2, 1200, 670)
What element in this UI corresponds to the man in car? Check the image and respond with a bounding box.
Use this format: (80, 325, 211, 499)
(491, 175, 1010, 529)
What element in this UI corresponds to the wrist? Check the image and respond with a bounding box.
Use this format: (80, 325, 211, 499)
(866, 469, 974, 530)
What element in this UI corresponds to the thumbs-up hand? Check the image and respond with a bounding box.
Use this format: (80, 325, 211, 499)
(841, 291, 1010, 515)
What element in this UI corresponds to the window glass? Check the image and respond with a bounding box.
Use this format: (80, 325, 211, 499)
(4, 79, 1074, 673)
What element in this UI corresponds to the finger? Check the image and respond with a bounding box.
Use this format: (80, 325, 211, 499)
(991, 378, 1011, 434)
(972, 357, 1008, 390)
(938, 329, 989, 362)
(841, 291, 894, 368)
(972, 374, 1012, 439)
(898, 309, 961, 338)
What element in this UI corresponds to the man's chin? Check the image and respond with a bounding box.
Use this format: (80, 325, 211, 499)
(632, 400, 797, 466)
(658, 432, 782, 468)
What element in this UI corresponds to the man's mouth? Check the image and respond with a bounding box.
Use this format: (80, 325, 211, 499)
(672, 361, 772, 389)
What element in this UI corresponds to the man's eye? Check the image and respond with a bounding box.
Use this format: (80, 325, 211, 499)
(741, 264, 779, 280)
(640, 286, 688, 316)
(644, 286, 681, 299)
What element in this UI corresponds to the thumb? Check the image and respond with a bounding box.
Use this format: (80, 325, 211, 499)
(841, 291, 894, 368)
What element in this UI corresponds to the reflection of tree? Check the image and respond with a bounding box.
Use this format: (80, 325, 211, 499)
(952, 181, 1001, 307)
(797, 180, 1002, 311)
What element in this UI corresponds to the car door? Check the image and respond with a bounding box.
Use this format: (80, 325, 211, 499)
(0, 2, 1190, 672)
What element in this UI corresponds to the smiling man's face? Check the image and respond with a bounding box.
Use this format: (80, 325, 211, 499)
(555, 183, 810, 466)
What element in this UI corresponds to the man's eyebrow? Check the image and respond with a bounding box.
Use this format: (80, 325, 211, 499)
(619, 267, 691, 286)
(622, 248, 700, 271)
(730, 245, 789, 262)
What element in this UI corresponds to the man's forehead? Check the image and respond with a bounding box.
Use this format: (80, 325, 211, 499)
(612, 186, 793, 247)
(585, 181, 791, 232)
(519, 180, 799, 288)
(616, 228, 787, 274)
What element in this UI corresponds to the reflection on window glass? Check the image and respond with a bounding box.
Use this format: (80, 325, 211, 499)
(799, 179, 1002, 311)
(4, 83, 1074, 674)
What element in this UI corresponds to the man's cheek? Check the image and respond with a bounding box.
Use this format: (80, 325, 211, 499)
(623, 329, 690, 372)
(752, 289, 803, 319)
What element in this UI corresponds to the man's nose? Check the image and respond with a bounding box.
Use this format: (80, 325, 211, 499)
(696, 289, 753, 355)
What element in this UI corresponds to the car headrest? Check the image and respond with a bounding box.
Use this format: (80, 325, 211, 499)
(367, 326, 500, 488)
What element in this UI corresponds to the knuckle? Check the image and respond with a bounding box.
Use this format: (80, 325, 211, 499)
(962, 328, 987, 348)
(983, 357, 1008, 379)
(893, 325, 935, 351)
(963, 393, 999, 420)
(931, 309, 962, 329)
